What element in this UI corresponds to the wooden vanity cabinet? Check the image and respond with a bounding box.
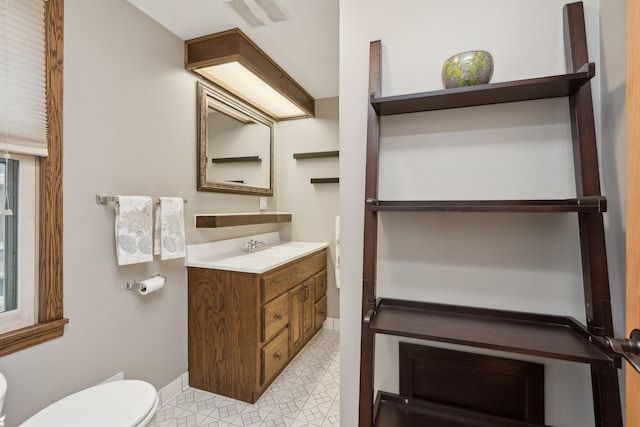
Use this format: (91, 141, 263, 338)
(188, 248, 327, 403)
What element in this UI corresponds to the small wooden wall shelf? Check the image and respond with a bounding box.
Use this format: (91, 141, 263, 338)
(293, 150, 339, 159)
(211, 156, 262, 163)
(195, 212, 292, 228)
(311, 178, 339, 184)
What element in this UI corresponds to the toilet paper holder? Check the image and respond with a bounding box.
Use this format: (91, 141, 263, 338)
(126, 274, 167, 292)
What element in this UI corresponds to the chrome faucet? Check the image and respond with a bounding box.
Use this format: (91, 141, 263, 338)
(243, 239, 265, 253)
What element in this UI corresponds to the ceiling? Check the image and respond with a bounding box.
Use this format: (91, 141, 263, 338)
(127, 0, 339, 100)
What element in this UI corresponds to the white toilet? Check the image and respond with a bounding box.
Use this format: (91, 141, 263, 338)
(19, 379, 158, 427)
(0, 372, 6, 425)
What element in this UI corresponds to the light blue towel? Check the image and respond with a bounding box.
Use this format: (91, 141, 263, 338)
(115, 196, 153, 265)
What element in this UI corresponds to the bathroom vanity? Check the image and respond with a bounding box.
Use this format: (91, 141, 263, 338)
(186, 233, 328, 403)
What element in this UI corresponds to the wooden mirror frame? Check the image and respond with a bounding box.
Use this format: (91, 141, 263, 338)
(197, 82, 274, 196)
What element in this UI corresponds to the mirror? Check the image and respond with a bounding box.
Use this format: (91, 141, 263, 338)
(197, 82, 274, 195)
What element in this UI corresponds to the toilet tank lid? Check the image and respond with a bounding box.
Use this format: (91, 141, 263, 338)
(20, 380, 157, 427)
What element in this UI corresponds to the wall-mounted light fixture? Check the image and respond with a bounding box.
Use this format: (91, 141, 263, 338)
(185, 28, 315, 120)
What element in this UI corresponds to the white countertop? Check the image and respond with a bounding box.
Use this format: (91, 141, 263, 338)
(186, 232, 328, 273)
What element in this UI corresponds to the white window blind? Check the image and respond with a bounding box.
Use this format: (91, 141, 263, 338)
(0, 0, 47, 157)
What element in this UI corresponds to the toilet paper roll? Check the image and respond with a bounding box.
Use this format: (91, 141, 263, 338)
(138, 275, 165, 295)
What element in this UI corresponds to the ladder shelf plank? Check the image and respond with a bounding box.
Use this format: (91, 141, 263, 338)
(367, 298, 615, 365)
(371, 63, 595, 115)
(373, 392, 552, 427)
(366, 197, 606, 213)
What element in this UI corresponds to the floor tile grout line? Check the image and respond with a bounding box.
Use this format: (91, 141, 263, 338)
(150, 329, 339, 427)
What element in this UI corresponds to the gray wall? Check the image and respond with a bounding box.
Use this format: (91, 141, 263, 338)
(339, 1, 626, 426)
(0, 0, 339, 423)
(277, 97, 340, 319)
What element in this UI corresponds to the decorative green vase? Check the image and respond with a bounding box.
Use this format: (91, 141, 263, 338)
(442, 50, 494, 89)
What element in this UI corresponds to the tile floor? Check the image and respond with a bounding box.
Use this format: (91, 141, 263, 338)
(150, 329, 340, 427)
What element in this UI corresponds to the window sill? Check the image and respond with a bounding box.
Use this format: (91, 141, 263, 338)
(0, 318, 68, 357)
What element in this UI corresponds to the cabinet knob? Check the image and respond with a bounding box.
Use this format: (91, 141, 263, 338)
(276, 314, 283, 320)
(275, 352, 282, 360)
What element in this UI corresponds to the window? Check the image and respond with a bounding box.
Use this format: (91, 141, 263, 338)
(0, 155, 38, 336)
(0, 158, 18, 314)
(0, 0, 65, 356)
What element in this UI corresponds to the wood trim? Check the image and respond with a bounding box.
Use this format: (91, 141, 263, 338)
(0, 0, 67, 357)
(195, 212, 292, 228)
(40, 0, 64, 323)
(627, 0, 640, 424)
(0, 319, 68, 357)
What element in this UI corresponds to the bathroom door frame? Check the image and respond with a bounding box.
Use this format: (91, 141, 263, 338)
(627, 0, 639, 424)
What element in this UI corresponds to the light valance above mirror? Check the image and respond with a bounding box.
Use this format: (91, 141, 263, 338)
(185, 28, 315, 120)
(197, 82, 274, 196)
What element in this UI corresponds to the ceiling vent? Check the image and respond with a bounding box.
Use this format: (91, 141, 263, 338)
(224, 0, 290, 27)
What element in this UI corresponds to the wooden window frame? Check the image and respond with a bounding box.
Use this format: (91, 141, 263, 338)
(0, 0, 67, 357)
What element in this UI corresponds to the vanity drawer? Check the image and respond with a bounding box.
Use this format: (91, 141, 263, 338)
(315, 296, 327, 331)
(262, 329, 289, 383)
(314, 269, 327, 302)
(263, 293, 288, 342)
(261, 250, 326, 303)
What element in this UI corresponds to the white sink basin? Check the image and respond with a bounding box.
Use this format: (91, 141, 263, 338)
(186, 238, 328, 273)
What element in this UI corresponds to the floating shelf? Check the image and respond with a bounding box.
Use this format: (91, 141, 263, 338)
(366, 196, 607, 213)
(211, 156, 262, 163)
(366, 298, 615, 366)
(371, 63, 595, 116)
(195, 212, 292, 228)
(311, 178, 339, 184)
(373, 392, 551, 427)
(293, 150, 339, 159)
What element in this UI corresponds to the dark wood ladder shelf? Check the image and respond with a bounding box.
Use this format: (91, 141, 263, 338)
(367, 298, 615, 366)
(373, 392, 552, 427)
(358, 3, 623, 427)
(366, 197, 607, 213)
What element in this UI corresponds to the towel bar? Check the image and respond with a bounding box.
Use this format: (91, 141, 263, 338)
(96, 194, 187, 205)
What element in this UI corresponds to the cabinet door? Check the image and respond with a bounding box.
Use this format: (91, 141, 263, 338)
(302, 282, 315, 341)
(289, 283, 304, 354)
(315, 296, 327, 332)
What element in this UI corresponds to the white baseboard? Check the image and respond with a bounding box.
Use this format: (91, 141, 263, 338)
(101, 371, 124, 383)
(158, 372, 189, 407)
(322, 317, 340, 331)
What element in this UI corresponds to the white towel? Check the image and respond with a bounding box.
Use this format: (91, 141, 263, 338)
(154, 197, 186, 260)
(115, 196, 153, 265)
(335, 215, 340, 288)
